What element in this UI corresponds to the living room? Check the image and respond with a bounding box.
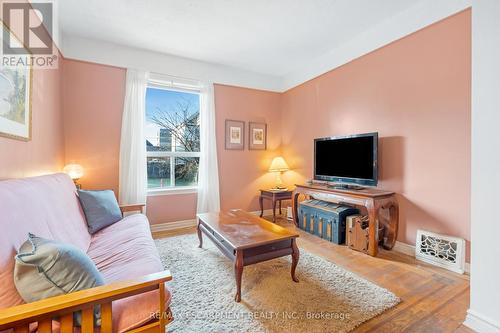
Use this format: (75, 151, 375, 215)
(0, 1, 498, 333)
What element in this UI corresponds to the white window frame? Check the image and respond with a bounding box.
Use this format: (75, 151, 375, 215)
(146, 74, 202, 195)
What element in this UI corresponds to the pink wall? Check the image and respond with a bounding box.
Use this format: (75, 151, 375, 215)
(62, 59, 126, 195)
(0, 59, 64, 179)
(281, 10, 471, 252)
(215, 84, 282, 212)
(62, 61, 281, 224)
(0, 0, 64, 179)
(62, 59, 194, 224)
(0, 9, 470, 259)
(147, 84, 283, 223)
(61, 11, 471, 251)
(62, 59, 199, 224)
(146, 193, 198, 224)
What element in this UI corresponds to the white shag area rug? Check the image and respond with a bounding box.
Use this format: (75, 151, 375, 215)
(155, 234, 400, 333)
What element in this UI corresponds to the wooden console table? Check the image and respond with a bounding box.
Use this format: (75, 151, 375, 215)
(291, 183, 399, 257)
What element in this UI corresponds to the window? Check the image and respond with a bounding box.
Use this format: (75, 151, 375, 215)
(145, 80, 201, 191)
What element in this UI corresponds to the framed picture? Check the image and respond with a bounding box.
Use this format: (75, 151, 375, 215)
(0, 26, 32, 141)
(249, 122, 267, 150)
(225, 119, 245, 150)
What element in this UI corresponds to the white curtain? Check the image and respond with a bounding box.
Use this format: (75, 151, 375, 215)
(119, 69, 149, 205)
(197, 83, 221, 213)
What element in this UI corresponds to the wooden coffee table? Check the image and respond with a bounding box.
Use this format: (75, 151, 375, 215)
(197, 209, 300, 302)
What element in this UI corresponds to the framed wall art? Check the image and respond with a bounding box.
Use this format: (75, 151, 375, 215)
(249, 122, 267, 150)
(225, 119, 245, 150)
(0, 25, 32, 141)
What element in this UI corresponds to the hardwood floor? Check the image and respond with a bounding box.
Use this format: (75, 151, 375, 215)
(152, 215, 471, 333)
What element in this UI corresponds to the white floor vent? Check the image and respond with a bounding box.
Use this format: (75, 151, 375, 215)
(415, 230, 466, 274)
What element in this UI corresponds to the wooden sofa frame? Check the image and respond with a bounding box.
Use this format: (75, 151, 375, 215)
(0, 204, 173, 333)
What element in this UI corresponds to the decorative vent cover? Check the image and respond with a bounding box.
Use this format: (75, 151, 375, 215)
(415, 230, 466, 274)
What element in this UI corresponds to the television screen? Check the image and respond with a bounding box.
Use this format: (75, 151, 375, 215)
(314, 133, 378, 186)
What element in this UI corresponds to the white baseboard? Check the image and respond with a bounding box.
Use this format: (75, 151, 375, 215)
(149, 209, 278, 234)
(150, 209, 280, 234)
(150, 219, 197, 233)
(250, 209, 277, 217)
(393, 241, 416, 257)
(392, 241, 470, 274)
(464, 309, 500, 333)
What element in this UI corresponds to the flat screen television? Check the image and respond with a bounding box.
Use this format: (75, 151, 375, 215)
(314, 132, 378, 187)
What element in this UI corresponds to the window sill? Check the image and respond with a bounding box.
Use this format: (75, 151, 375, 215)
(147, 187, 198, 196)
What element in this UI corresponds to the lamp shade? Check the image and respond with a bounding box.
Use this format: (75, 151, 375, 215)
(269, 157, 289, 172)
(63, 164, 84, 180)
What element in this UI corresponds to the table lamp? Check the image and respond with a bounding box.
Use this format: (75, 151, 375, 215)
(63, 163, 84, 189)
(268, 157, 289, 190)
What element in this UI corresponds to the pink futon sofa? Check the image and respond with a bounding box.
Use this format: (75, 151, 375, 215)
(0, 173, 172, 332)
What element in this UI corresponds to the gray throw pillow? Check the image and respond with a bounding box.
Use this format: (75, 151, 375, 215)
(77, 189, 122, 234)
(14, 233, 105, 326)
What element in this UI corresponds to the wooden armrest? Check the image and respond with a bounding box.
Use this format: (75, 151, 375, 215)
(0, 270, 172, 330)
(119, 203, 146, 214)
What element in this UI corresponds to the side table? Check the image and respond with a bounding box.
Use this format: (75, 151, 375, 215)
(259, 189, 293, 223)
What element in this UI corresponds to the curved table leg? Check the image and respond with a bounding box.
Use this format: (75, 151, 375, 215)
(291, 238, 300, 282)
(234, 250, 244, 302)
(382, 199, 399, 250)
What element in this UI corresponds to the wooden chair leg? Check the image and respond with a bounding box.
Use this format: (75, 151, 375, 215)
(165, 307, 174, 324)
(159, 283, 166, 329)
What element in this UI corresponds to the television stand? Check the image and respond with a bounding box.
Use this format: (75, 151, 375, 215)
(291, 183, 399, 257)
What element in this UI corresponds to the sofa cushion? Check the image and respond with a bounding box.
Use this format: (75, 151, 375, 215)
(87, 214, 171, 333)
(14, 233, 104, 325)
(77, 190, 122, 234)
(0, 173, 91, 310)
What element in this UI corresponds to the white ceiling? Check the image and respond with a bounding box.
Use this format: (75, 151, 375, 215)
(59, 0, 417, 77)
